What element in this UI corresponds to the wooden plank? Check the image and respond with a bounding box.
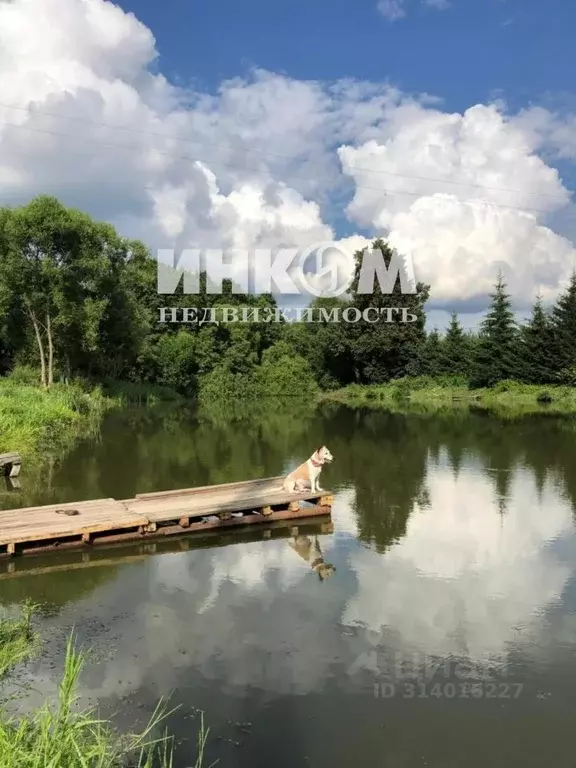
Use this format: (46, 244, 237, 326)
(0, 452, 20, 466)
(122, 487, 328, 524)
(0, 498, 149, 545)
(0, 452, 21, 478)
(142, 503, 330, 535)
(134, 475, 285, 501)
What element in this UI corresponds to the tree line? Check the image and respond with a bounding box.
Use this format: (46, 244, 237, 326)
(1, 195, 576, 396)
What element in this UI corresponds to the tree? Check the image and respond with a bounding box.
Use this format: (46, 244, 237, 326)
(471, 273, 521, 387)
(550, 273, 576, 377)
(521, 296, 555, 384)
(418, 328, 443, 377)
(441, 313, 472, 378)
(0, 196, 146, 386)
(285, 297, 355, 389)
(345, 239, 430, 383)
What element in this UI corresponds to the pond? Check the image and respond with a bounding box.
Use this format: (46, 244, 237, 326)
(1, 402, 576, 767)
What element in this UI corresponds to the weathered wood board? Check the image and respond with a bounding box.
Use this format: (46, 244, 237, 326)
(0, 452, 22, 478)
(0, 498, 148, 548)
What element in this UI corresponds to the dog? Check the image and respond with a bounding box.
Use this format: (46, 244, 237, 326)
(289, 533, 336, 581)
(282, 446, 333, 494)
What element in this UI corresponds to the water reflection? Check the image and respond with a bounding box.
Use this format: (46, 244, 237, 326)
(3, 403, 576, 767)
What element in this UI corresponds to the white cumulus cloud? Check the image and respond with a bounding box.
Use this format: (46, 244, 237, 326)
(0, 0, 574, 312)
(339, 103, 576, 306)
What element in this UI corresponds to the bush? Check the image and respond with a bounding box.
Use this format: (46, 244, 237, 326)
(393, 378, 412, 401)
(557, 365, 576, 387)
(5, 365, 41, 386)
(255, 354, 318, 399)
(536, 391, 553, 404)
(198, 366, 256, 400)
(492, 379, 522, 393)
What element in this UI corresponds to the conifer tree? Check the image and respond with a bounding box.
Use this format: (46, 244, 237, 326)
(521, 295, 555, 384)
(441, 313, 470, 378)
(550, 273, 576, 380)
(418, 327, 442, 376)
(471, 273, 521, 387)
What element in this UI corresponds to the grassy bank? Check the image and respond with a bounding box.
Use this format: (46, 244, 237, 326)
(0, 376, 111, 456)
(0, 608, 207, 768)
(0, 369, 182, 456)
(323, 377, 576, 417)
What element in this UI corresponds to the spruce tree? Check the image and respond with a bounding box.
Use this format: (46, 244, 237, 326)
(441, 313, 470, 378)
(521, 295, 555, 384)
(550, 273, 576, 380)
(418, 328, 442, 376)
(472, 273, 521, 387)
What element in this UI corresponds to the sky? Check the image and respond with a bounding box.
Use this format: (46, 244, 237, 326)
(0, 0, 575, 329)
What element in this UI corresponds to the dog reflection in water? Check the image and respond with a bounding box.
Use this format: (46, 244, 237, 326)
(289, 533, 336, 581)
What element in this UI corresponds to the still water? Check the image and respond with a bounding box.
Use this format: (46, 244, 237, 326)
(2, 402, 576, 767)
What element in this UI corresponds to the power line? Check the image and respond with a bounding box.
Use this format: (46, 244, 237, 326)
(0, 101, 567, 201)
(0, 117, 561, 215)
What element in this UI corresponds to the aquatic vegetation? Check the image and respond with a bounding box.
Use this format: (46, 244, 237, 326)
(0, 600, 38, 680)
(0, 610, 209, 768)
(324, 377, 576, 417)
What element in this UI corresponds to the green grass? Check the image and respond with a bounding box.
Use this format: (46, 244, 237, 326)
(0, 610, 209, 768)
(324, 377, 576, 417)
(100, 379, 182, 407)
(0, 370, 113, 456)
(0, 601, 39, 681)
(0, 368, 183, 456)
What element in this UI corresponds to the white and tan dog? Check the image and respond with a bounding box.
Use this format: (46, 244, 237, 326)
(282, 446, 333, 494)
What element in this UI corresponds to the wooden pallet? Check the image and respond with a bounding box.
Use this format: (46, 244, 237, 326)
(0, 475, 334, 557)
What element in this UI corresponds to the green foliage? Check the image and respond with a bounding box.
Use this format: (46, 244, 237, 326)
(198, 366, 256, 400)
(557, 364, 576, 387)
(0, 601, 39, 680)
(255, 342, 319, 398)
(345, 239, 430, 383)
(521, 296, 556, 384)
(2, 196, 576, 403)
(417, 328, 443, 376)
(0, 373, 111, 455)
(471, 273, 522, 388)
(550, 273, 576, 373)
(441, 313, 472, 378)
(0, 633, 209, 768)
(198, 343, 318, 401)
(149, 330, 198, 394)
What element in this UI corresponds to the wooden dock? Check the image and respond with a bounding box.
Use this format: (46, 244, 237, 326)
(0, 452, 21, 478)
(0, 476, 333, 558)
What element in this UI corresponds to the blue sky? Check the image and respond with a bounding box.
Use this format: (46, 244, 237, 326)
(122, 0, 576, 114)
(1, 0, 575, 329)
